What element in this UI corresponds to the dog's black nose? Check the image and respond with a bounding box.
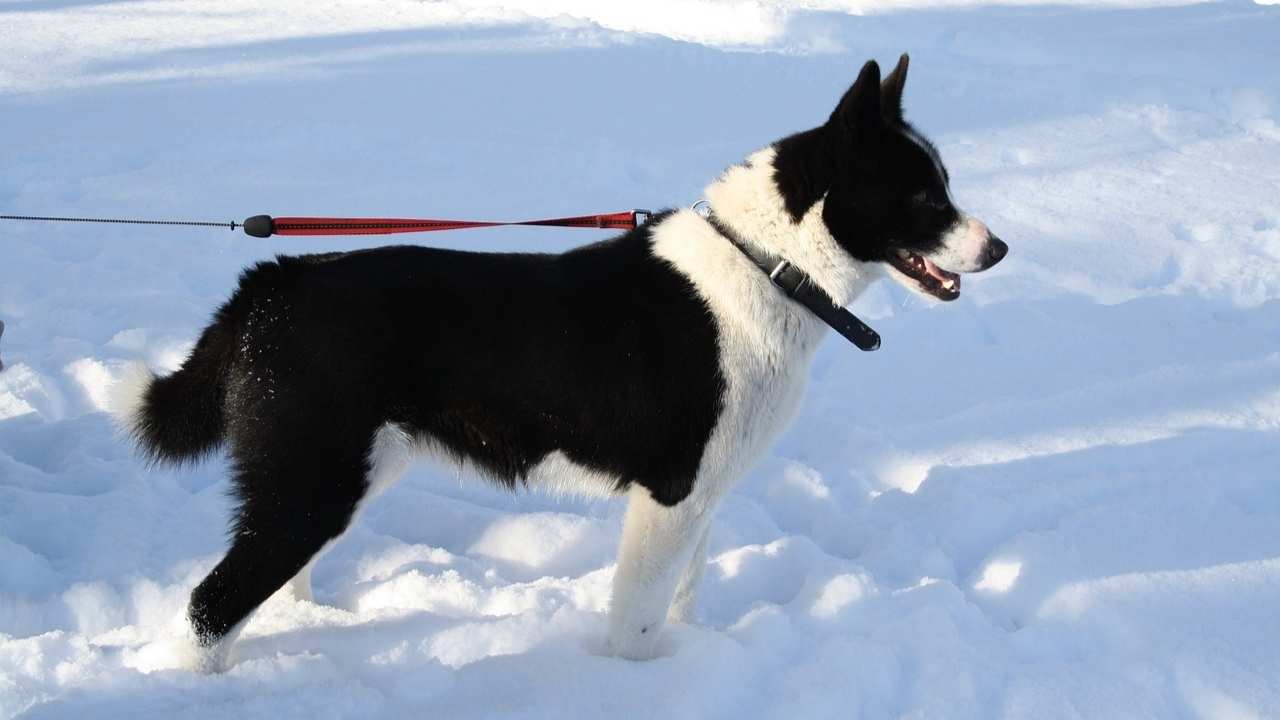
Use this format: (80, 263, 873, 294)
(986, 236, 1008, 266)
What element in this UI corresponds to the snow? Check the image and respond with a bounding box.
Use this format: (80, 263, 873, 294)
(2, 0, 1280, 717)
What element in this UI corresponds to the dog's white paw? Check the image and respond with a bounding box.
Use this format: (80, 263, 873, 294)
(606, 618, 665, 660)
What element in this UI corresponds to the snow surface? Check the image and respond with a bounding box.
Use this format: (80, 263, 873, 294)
(2, 1, 1280, 717)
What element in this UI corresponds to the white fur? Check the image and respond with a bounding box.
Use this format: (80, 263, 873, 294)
(108, 360, 154, 436)
(365, 422, 416, 498)
(607, 485, 714, 658)
(929, 214, 992, 272)
(359, 424, 622, 502)
(525, 450, 627, 498)
(282, 559, 315, 603)
(703, 147, 870, 306)
(667, 522, 711, 624)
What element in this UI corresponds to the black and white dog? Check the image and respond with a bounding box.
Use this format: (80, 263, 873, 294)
(116, 55, 1006, 670)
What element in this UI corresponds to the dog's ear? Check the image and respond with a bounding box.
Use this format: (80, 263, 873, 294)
(881, 53, 909, 121)
(830, 59, 882, 133)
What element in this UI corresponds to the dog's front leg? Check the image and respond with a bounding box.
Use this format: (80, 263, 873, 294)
(667, 522, 711, 624)
(607, 484, 715, 659)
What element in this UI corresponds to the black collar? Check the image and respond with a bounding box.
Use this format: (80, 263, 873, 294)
(706, 214, 881, 352)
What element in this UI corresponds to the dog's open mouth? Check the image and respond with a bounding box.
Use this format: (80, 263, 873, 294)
(887, 250, 961, 301)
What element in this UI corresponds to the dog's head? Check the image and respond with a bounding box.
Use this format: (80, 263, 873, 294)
(775, 54, 1007, 301)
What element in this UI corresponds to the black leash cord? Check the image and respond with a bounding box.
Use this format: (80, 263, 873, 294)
(0, 214, 238, 230)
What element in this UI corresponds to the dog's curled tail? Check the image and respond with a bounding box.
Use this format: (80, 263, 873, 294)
(111, 314, 238, 465)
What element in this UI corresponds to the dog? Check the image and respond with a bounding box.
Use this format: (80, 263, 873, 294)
(114, 54, 1007, 670)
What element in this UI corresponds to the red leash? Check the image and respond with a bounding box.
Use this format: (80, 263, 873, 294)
(0, 210, 652, 238)
(242, 210, 649, 238)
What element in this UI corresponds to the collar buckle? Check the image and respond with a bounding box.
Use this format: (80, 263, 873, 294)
(768, 260, 791, 284)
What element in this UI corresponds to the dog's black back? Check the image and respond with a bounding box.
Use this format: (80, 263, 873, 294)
(278, 221, 726, 504)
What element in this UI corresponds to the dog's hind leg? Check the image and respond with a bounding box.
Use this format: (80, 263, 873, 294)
(185, 434, 375, 672)
(607, 485, 718, 659)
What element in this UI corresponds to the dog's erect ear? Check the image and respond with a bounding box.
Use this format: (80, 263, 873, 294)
(830, 59, 882, 133)
(881, 53, 909, 121)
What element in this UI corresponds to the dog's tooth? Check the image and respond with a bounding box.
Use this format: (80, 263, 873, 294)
(897, 249, 910, 259)
(943, 278, 955, 289)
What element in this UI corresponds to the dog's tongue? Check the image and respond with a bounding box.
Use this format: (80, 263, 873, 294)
(922, 257, 959, 290)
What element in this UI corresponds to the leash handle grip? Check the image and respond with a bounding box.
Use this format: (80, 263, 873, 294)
(242, 215, 275, 238)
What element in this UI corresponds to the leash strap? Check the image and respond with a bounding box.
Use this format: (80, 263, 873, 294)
(1, 211, 649, 238)
(707, 216, 881, 352)
(245, 211, 647, 237)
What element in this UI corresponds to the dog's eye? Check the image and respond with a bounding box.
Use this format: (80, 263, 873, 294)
(913, 191, 947, 211)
